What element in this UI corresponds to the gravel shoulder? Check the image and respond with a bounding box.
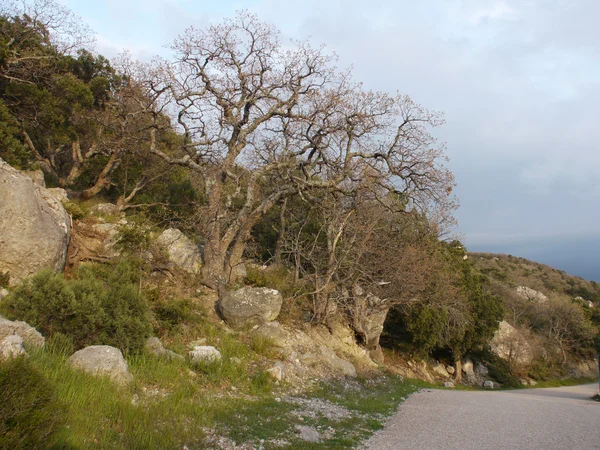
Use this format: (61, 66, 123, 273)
(364, 384, 600, 450)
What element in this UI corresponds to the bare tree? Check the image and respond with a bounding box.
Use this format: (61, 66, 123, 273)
(145, 12, 456, 288)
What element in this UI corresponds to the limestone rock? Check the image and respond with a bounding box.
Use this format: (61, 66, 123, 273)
(156, 228, 203, 274)
(219, 287, 283, 329)
(0, 335, 27, 359)
(352, 289, 389, 358)
(432, 362, 450, 378)
(189, 346, 222, 364)
(0, 317, 45, 348)
(317, 345, 357, 377)
(0, 288, 8, 300)
(267, 362, 285, 381)
(24, 169, 45, 187)
(46, 188, 69, 203)
(0, 158, 71, 286)
(444, 381, 455, 389)
(296, 425, 321, 443)
(144, 337, 184, 361)
(516, 286, 548, 303)
(251, 322, 290, 347)
(483, 380, 494, 389)
(69, 345, 132, 385)
(490, 321, 533, 366)
(446, 365, 456, 375)
(89, 203, 118, 215)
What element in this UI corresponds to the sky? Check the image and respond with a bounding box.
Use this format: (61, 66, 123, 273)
(56, 0, 600, 281)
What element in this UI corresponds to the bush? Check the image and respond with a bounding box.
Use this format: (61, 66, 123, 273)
(0, 357, 65, 449)
(0, 259, 152, 354)
(153, 298, 198, 332)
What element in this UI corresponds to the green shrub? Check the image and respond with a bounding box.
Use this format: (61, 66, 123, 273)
(62, 201, 86, 220)
(153, 298, 197, 332)
(0, 271, 9, 288)
(0, 260, 152, 354)
(0, 357, 65, 449)
(46, 332, 75, 357)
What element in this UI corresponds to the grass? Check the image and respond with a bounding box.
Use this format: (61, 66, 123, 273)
(2, 345, 424, 449)
(520, 377, 597, 389)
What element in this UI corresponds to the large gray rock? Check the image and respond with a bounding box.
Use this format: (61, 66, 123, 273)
(219, 287, 283, 329)
(516, 286, 548, 303)
(0, 335, 27, 359)
(189, 346, 222, 364)
(251, 321, 290, 347)
(0, 158, 71, 286)
(296, 425, 321, 443)
(490, 321, 533, 366)
(156, 228, 203, 274)
(89, 203, 117, 215)
(69, 345, 132, 385)
(317, 345, 357, 377)
(0, 317, 45, 348)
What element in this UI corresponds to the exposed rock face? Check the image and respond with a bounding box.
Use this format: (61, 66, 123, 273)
(144, 337, 184, 361)
(516, 286, 548, 303)
(46, 187, 69, 203)
(219, 287, 283, 329)
(446, 365, 456, 375)
(69, 345, 132, 385)
(0, 158, 71, 286)
(352, 290, 389, 362)
(0, 317, 45, 348)
(156, 228, 203, 274)
(432, 362, 451, 378)
(490, 321, 533, 366)
(24, 169, 45, 187)
(189, 345, 222, 363)
(461, 358, 482, 385)
(0, 335, 27, 359)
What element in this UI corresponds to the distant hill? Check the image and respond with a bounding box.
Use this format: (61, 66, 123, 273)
(471, 252, 600, 305)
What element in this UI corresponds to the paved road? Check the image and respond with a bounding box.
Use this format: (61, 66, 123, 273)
(365, 384, 600, 450)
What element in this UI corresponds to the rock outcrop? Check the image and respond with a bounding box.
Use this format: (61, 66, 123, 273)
(156, 228, 203, 274)
(0, 158, 71, 286)
(490, 320, 533, 366)
(351, 287, 389, 363)
(516, 286, 548, 303)
(219, 286, 283, 329)
(69, 345, 132, 385)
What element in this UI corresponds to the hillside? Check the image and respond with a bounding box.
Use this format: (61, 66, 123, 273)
(471, 252, 600, 305)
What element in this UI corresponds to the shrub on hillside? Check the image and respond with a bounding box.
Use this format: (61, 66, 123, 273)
(0, 357, 65, 449)
(0, 260, 152, 354)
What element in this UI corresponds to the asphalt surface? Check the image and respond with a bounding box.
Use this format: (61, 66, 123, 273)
(365, 384, 600, 450)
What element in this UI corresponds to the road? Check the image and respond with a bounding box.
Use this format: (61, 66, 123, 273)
(364, 384, 600, 450)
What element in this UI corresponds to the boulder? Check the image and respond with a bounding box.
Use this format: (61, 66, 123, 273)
(516, 286, 548, 303)
(144, 337, 184, 361)
(0, 335, 27, 359)
(296, 425, 321, 443)
(0, 158, 71, 286)
(444, 381, 455, 389)
(351, 288, 389, 359)
(69, 345, 132, 385)
(490, 321, 533, 366)
(483, 380, 494, 389)
(0, 317, 45, 348)
(156, 228, 203, 274)
(89, 203, 118, 215)
(446, 365, 456, 375)
(432, 362, 450, 378)
(219, 287, 283, 329)
(189, 346, 222, 364)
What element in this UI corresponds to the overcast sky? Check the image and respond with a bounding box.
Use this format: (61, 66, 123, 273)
(57, 0, 600, 280)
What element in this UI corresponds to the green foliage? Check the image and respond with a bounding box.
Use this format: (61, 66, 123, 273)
(405, 304, 448, 355)
(116, 222, 152, 254)
(152, 298, 198, 333)
(0, 271, 9, 288)
(0, 357, 65, 449)
(62, 201, 86, 219)
(0, 260, 152, 354)
(0, 100, 31, 169)
(244, 265, 298, 298)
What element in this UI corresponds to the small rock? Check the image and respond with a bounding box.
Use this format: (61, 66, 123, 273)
(156, 228, 203, 274)
(189, 346, 222, 364)
(69, 345, 132, 385)
(219, 287, 283, 329)
(89, 203, 117, 215)
(267, 363, 284, 381)
(444, 381, 455, 389)
(483, 380, 494, 389)
(296, 425, 321, 443)
(446, 365, 455, 375)
(0, 335, 27, 359)
(144, 337, 183, 361)
(0, 288, 9, 300)
(0, 317, 45, 348)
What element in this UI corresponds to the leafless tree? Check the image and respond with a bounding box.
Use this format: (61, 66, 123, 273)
(145, 12, 456, 288)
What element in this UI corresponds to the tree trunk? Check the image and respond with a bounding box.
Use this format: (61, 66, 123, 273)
(274, 198, 287, 265)
(454, 358, 463, 383)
